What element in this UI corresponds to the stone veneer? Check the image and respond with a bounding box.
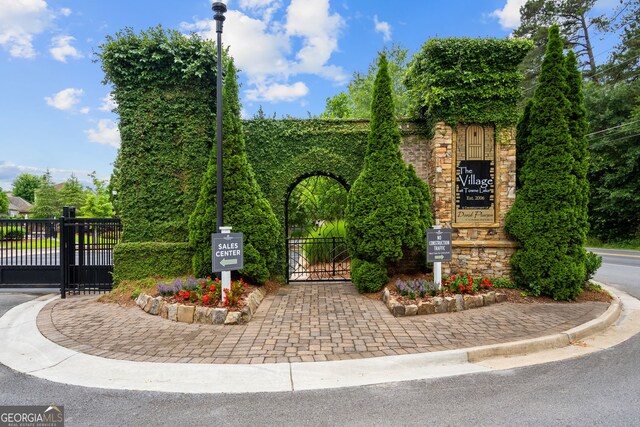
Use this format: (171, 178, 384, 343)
(134, 287, 266, 325)
(399, 121, 517, 278)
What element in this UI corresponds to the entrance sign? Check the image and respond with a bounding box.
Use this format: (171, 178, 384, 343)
(454, 124, 496, 224)
(212, 232, 244, 272)
(427, 228, 452, 262)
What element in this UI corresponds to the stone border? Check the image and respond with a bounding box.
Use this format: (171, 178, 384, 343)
(382, 288, 505, 317)
(134, 287, 266, 325)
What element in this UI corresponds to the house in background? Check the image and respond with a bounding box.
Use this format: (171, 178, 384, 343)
(8, 196, 33, 217)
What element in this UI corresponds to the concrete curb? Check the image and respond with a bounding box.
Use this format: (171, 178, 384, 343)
(467, 282, 621, 363)
(0, 284, 631, 393)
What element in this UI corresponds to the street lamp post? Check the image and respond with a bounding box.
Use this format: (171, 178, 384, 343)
(213, 1, 227, 234)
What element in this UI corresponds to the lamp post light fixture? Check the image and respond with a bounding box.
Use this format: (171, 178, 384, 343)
(213, 1, 227, 233)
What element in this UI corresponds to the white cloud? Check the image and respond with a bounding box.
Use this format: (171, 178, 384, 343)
(373, 15, 391, 42)
(99, 93, 117, 112)
(245, 81, 309, 102)
(0, 161, 91, 189)
(86, 119, 120, 148)
(44, 87, 84, 111)
(59, 7, 71, 17)
(49, 34, 82, 62)
(0, 0, 54, 58)
(490, 0, 527, 30)
(181, 0, 346, 105)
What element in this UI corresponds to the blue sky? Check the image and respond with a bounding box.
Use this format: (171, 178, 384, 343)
(0, 0, 618, 191)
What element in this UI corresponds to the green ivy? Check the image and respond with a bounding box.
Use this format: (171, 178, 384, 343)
(405, 38, 532, 127)
(99, 26, 219, 242)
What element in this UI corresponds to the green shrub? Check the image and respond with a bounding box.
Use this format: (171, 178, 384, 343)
(505, 26, 586, 300)
(351, 258, 388, 293)
(112, 242, 193, 285)
(492, 277, 519, 289)
(188, 59, 281, 284)
(0, 226, 26, 240)
(585, 251, 602, 282)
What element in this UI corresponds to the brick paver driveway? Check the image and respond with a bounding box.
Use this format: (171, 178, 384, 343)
(37, 282, 608, 364)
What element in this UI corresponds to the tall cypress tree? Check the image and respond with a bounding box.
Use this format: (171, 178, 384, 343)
(505, 25, 585, 300)
(565, 50, 590, 254)
(515, 99, 533, 189)
(189, 59, 281, 283)
(346, 54, 417, 293)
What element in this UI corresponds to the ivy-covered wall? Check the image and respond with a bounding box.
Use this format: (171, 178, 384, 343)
(405, 38, 532, 128)
(242, 118, 432, 225)
(100, 27, 219, 243)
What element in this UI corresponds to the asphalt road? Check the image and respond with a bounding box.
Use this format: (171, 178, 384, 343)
(589, 247, 640, 298)
(0, 250, 639, 426)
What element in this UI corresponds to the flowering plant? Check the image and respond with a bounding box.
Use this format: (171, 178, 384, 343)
(444, 273, 493, 295)
(395, 278, 438, 299)
(156, 276, 248, 307)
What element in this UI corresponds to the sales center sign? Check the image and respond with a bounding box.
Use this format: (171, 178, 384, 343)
(212, 233, 244, 272)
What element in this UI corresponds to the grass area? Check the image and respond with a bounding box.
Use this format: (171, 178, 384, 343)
(586, 237, 640, 251)
(0, 239, 60, 250)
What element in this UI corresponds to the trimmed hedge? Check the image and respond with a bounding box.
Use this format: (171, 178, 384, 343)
(112, 242, 193, 285)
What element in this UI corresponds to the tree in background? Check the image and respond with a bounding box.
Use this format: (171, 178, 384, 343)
(505, 26, 585, 300)
(0, 188, 8, 215)
(189, 59, 281, 284)
(59, 174, 86, 210)
(11, 173, 41, 204)
(514, 0, 610, 104)
(31, 171, 61, 218)
(80, 173, 115, 218)
(346, 54, 428, 293)
(601, 0, 639, 83)
(323, 44, 411, 118)
(321, 92, 352, 118)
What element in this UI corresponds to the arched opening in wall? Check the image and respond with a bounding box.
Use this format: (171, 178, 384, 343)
(285, 173, 350, 282)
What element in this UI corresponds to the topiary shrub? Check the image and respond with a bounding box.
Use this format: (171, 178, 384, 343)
(112, 242, 193, 285)
(346, 54, 431, 293)
(351, 258, 388, 293)
(505, 26, 586, 300)
(188, 59, 281, 284)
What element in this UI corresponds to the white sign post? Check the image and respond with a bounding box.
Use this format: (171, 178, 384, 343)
(433, 225, 442, 289)
(219, 226, 232, 301)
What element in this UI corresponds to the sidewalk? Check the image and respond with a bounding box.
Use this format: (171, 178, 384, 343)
(0, 281, 635, 394)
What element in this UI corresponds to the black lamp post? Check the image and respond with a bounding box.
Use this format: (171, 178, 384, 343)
(213, 1, 227, 233)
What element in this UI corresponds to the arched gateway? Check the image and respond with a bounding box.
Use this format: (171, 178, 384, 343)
(285, 172, 350, 282)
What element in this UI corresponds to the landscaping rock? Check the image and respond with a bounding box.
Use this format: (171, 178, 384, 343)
(177, 305, 195, 323)
(454, 294, 465, 312)
(382, 288, 390, 304)
(212, 308, 228, 324)
(496, 292, 507, 303)
(143, 296, 154, 313)
(149, 297, 163, 315)
(225, 311, 242, 325)
(391, 301, 405, 317)
(194, 307, 213, 325)
(463, 295, 476, 309)
(167, 304, 178, 321)
(417, 301, 435, 315)
(483, 292, 496, 306)
(405, 304, 418, 316)
(159, 302, 169, 319)
(433, 297, 447, 314)
(445, 297, 456, 312)
(474, 295, 484, 307)
(135, 293, 148, 308)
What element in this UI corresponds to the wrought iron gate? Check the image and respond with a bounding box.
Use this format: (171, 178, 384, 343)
(285, 174, 351, 282)
(0, 208, 121, 296)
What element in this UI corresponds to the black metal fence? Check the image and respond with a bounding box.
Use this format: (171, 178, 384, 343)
(0, 212, 121, 296)
(287, 236, 350, 282)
